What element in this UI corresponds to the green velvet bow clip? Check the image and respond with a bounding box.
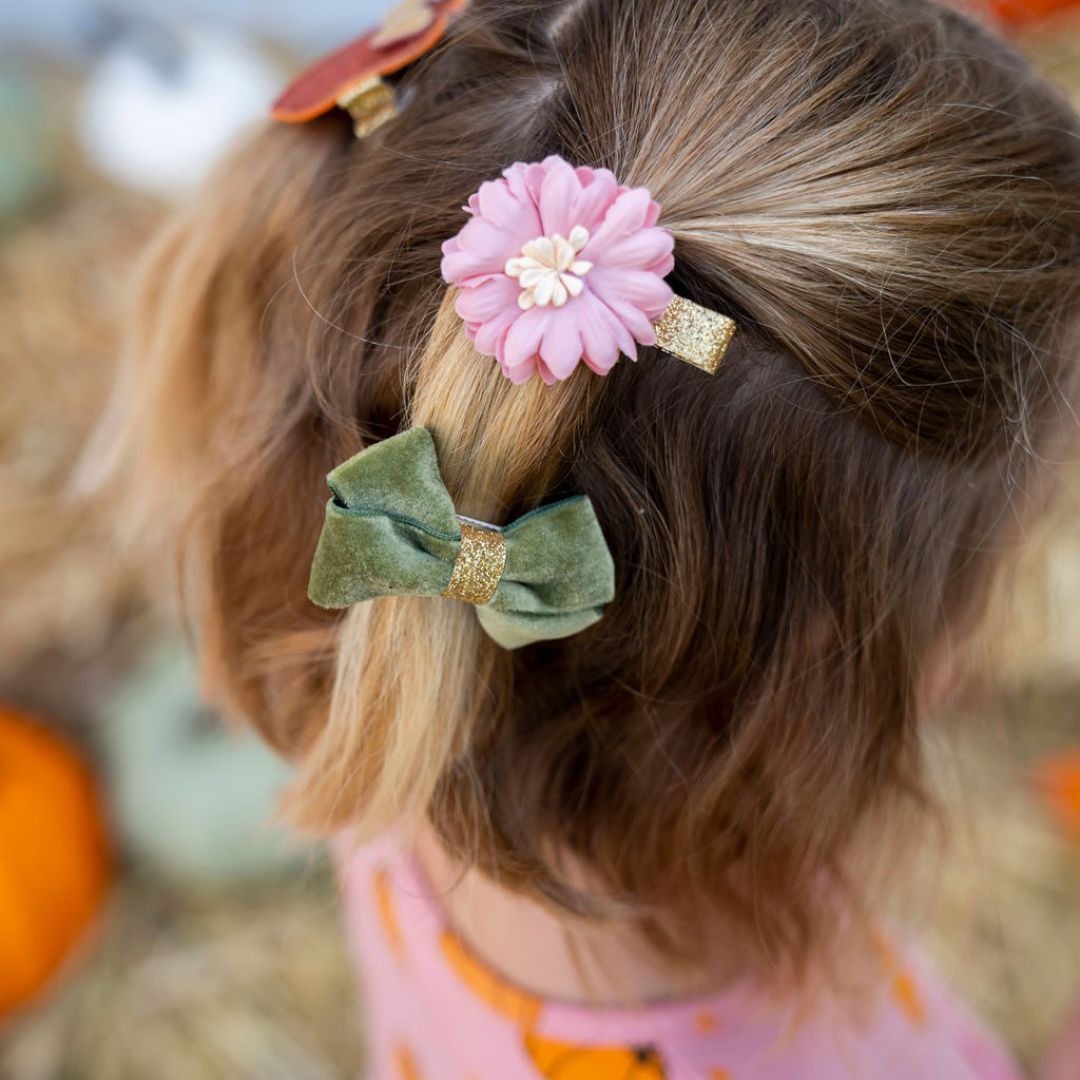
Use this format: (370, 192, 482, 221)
(307, 427, 615, 650)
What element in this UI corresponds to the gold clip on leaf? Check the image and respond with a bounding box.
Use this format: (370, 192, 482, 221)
(337, 77, 398, 138)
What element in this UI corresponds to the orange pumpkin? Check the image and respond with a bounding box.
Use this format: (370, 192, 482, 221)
(987, 0, 1080, 26)
(1035, 749, 1080, 844)
(523, 1033, 667, 1080)
(0, 706, 112, 1015)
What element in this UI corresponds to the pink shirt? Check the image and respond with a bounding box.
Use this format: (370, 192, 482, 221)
(337, 836, 1022, 1080)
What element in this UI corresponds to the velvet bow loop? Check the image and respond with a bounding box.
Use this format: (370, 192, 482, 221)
(307, 428, 615, 650)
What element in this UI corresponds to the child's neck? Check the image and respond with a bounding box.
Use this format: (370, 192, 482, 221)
(414, 824, 750, 1008)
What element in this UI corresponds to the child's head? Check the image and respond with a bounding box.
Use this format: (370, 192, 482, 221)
(117, 0, 1080, 973)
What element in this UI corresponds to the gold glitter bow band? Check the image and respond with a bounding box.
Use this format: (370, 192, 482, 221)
(307, 428, 616, 650)
(442, 518, 508, 604)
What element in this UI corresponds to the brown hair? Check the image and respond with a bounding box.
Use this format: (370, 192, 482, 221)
(111, 0, 1080, 975)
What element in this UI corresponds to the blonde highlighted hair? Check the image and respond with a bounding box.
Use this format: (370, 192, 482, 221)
(111, 0, 1080, 974)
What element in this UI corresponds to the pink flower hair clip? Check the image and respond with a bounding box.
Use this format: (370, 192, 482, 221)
(440, 155, 737, 384)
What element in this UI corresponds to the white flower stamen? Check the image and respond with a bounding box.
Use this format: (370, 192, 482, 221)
(505, 225, 593, 310)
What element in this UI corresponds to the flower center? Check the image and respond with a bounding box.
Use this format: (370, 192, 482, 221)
(505, 225, 593, 310)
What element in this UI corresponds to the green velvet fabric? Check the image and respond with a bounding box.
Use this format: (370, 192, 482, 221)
(308, 427, 615, 650)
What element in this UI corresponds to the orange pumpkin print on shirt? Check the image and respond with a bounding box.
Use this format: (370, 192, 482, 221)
(373, 866, 409, 969)
(890, 969, 927, 1027)
(872, 934, 926, 1028)
(694, 1010, 719, 1034)
(524, 1032, 667, 1079)
(393, 1042, 422, 1080)
(439, 928, 543, 1028)
(439, 927, 672, 1078)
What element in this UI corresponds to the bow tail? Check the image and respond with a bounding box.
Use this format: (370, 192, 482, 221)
(475, 605, 607, 652)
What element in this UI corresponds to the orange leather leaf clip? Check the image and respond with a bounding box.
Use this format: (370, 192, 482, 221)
(271, 0, 469, 125)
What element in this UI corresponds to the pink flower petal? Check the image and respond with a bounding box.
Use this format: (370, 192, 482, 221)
(645, 252, 676, 280)
(475, 308, 519, 359)
(455, 217, 519, 258)
(586, 188, 658, 254)
(587, 268, 674, 321)
(477, 177, 540, 238)
(577, 292, 623, 373)
(537, 359, 560, 386)
(475, 178, 518, 222)
(596, 295, 656, 343)
(501, 166, 529, 206)
(538, 312, 584, 380)
(569, 170, 621, 234)
(523, 162, 549, 204)
(574, 165, 596, 187)
(503, 307, 551, 371)
(593, 227, 675, 270)
(583, 285, 644, 356)
(441, 248, 504, 285)
(454, 275, 519, 324)
(537, 157, 583, 238)
(502, 355, 538, 384)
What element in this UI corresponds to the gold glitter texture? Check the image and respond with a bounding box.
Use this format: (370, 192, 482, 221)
(652, 296, 737, 375)
(337, 77, 398, 138)
(442, 522, 507, 605)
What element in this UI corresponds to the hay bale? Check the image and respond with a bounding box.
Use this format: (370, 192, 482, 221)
(1, 871, 362, 1080)
(0, 190, 160, 686)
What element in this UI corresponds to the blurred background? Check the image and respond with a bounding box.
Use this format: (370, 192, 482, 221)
(0, 1, 1079, 1078)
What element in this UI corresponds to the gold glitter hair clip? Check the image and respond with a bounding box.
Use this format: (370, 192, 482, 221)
(652, 297, 737, 376)
(441, 156, 738, 385)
